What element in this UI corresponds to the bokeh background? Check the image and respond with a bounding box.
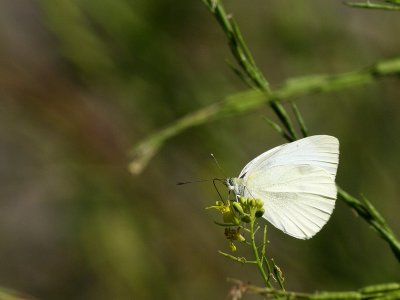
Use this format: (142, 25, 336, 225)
(0, 0, 400, 299)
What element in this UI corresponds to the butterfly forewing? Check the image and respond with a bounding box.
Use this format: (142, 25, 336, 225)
(239, 135, 339, 179)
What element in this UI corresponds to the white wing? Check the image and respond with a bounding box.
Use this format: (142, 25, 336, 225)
(239, 135, 339, 179)
(239, 135, 339, 239)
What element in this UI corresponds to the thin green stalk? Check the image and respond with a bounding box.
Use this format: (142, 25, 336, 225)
(270, 101, 297, 141)
(218, 250, 257, 264)
(250, 218, 272, 288)
(337, 187, 400, 261)
(291, 102, 309, 137)
(260, 226, 273, 283)
(261, 225, 268, 259)
(226, 59, 254, 88)
(271, 258, 285, 291)
(263, 117, 288, 140)
(346, 1, 400, 11)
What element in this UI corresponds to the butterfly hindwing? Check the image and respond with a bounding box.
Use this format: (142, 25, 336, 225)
(243, 164, 336, 239)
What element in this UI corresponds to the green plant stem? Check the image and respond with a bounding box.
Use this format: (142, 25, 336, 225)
(291, 102, 309, 138)
(263, 117, 291, 141)
(250, 218, 272, 288)
(271, 258, 285, 291)
(218, 250, 257, 264)
(228, 279, 400, 299)
(337, 187, 400, 261)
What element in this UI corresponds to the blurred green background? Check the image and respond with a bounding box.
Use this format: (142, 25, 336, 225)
(0, 0, 400, 299)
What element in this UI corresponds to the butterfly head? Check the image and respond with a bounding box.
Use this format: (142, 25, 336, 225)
(225, 178, 235, 190)
(225, 177, 244, 196)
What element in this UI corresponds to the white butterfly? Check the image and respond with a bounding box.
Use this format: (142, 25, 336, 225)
(225, 135, 339, 239)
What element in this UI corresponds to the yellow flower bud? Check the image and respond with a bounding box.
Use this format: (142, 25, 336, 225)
(235, 232, 245, 242)
(229, 242, 237, 252)
(232, 202, 244, 215)
(255, 199, 264, 209)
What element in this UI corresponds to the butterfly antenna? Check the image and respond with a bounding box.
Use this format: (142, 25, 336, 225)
(177, 179, 213, 185)
(178, 178, 225, 203)
(211, 153, 227, 178)
(244, 185, 256, 200)
(212, 178, 225, 202)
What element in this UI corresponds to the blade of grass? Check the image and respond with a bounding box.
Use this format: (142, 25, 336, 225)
(345, 1, 400, 11)
(129, 56, 400, 174)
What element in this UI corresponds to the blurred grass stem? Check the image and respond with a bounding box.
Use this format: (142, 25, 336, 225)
(346, 1, 400, 11)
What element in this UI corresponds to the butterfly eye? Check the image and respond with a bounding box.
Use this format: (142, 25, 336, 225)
(225, 178, 235, 190)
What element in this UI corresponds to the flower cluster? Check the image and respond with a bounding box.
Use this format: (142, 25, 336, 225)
(207, 197, 265, 251)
